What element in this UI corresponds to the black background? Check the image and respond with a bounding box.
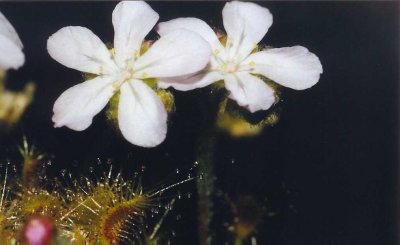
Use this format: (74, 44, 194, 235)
(0, 1, 398, 245)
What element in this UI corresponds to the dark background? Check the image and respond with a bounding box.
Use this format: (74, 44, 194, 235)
(0, 1, 398, 245)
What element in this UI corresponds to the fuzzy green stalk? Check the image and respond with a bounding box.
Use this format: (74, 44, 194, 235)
(196, 131, 216, 245)
(196, 84, 225, 245)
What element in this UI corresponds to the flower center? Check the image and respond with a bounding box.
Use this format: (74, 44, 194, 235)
(112, 70, 134, 90)
(122, 70, 133, 81)
(221, 62, 239, 73)
(227, 63, 238, 73)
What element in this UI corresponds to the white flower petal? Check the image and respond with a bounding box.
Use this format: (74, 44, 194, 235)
(0, 34, 24, 70)
(133, 29, 211, 78)
(224, 72, 275, 113)
(226, 36, 256, 63)
(0, 12, 23, 48)
(222, 1, 272, 60)
(112, 1, 159, 66)
(0, 12, 24, 70)
(47, 26, 116, 75)
(52, 76, 116, 131)
(118, 79, 167, 147)
(222, 1, 272, 44)
(158, 70, 223, 91)
(157, 17, 225, 57)
(244, 46, 323, 90)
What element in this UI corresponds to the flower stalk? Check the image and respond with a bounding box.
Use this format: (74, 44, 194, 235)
(195, 87, 224, 245)
(196, 130, 216, 245)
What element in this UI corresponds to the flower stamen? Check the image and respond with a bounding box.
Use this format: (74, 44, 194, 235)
(112, 81, 120, 90)
(133, 50, 139, 59)
(141, 72, 148, 79)
(252, 43, 258, 52)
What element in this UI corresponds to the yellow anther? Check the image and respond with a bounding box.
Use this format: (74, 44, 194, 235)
(112, 82, 120, 90)
(248, 61, 255, 67)
(133, 50, 139, 59)
(141, 72, 148, 79)
(252, 43, 258, 51)
(109, 48, 115, 56)
(214, 49, 220, 55)
(220, 64, 227, 71)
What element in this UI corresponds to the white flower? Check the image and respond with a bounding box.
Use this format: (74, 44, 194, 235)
(47, 1, 211, 147)
(0, 11, 24, 70)
(157, 1, 323, 113)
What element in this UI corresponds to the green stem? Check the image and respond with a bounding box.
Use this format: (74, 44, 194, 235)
(195, 87, 225, 245)
(196, 131, 216, 245)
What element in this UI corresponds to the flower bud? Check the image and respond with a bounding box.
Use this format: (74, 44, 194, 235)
(0, 82, 35, 126)
(216, 96, 280, 138)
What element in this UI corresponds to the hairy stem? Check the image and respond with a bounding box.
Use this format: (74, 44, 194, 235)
(196, 131, 216, 245)
(195, 87, 225, 245)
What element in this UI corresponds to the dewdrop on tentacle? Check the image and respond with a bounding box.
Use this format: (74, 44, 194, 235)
(16, 139, 65, 225)
(57, 161, 192, 244)
(0, 162, 20, 242)
(0, 146, 193, 244)
(18, 137, 46, 189)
